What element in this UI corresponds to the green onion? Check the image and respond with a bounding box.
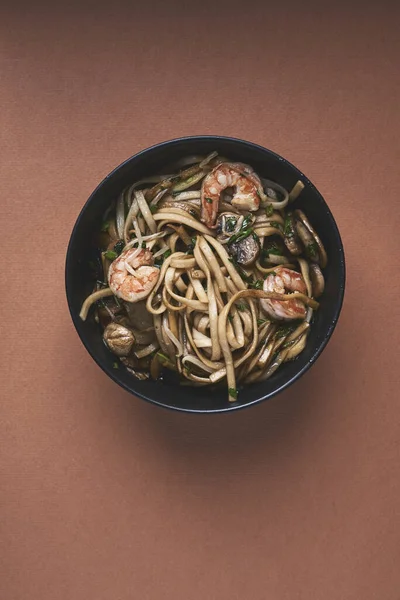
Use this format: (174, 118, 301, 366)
(263, 241, 283, 257)
(156, 351, 175, 369)
(228, 227, 253, 245)
(112, 362, 119, 369)
(205, 197, 213, 204)
(270, 221, 283, 231)
(265, 204, 274, 217)
(228, 314, 233, 323)
(242, 215, 253, 228)
(226, 217, 237, 232)
(306, 242, 318, 258)
(150, 205, 158, 214)
(236, 302, 247, 311)
(257, 318, 267, 326)
(249, 279, 263, 290)
(104, 250, 118, 260)
(101, 221, 110, 232)
(284, 214, 294, 237)
(114, 239, 125, 255)
(142, 241, 147, 248)
(155, 249, 172, 267)
(275, 323, 299, 339)
(228, 387, 238, 400)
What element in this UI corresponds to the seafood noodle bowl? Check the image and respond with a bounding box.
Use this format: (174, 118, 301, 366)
(80, 152, 327, 403)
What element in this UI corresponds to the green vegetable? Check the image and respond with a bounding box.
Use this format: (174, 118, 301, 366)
(156, 351, 175, 369)
(265, 204, 274, 217)
(150, 204, 158, 214)
(257, 318, 267, 326)
(205, 197, 213, 204)
(113, 239, 125, 255)
(101, 221, 110, 232)
(155, 249, 172, 267)
(189, 209, 197, 216)
(306, 242, 318, 258)
(270, 221, 283, 231)
(228, 387, 238, 400)
(227, 215, 254, 244)
(226, 217, 237, 232)
(142, 241, 147, 249)
(262, 241, 283, 257)
(275, 323, 298, 339)
(236, 302, 247, 311)
(242, 215, 253, 229)
(228, 227, 253, 245)
(249, 279, 263, 290)
(227, 314, 233, 323)
(284, 214, 295, 238)
(112, 362, 119, 369)
(104, 250, 118, 260)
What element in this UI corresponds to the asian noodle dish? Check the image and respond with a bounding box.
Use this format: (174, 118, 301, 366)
(80, 152, 327, 402)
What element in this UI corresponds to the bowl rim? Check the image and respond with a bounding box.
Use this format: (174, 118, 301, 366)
(65, 135, 346, 413)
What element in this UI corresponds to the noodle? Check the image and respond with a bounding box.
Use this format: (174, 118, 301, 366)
(80, 152, 327, 402)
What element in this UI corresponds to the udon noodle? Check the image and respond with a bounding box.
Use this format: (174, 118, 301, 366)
(80, 152, 327, 402)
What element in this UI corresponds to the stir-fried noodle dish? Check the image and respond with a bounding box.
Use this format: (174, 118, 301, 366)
(80, 152, 327, 402)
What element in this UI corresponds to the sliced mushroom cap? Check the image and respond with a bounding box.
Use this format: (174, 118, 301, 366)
(103, 322, 136, 357)
(283, 212, 303, 255)
(294, 209, 327, 268)
(216, 212, 241, 242)
(309, 263, 325, 298)
(229, 235, 260, 266)
(124, 300, 154, 330)
(295, 221, 317, 261)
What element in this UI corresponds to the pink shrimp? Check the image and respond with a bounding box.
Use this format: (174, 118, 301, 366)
(261, 267, 307, 321)
(108, 247, 159, 303)
(201, 162, 264, 228)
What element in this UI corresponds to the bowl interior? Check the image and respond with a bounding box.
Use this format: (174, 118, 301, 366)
(66, 136, 345, 413)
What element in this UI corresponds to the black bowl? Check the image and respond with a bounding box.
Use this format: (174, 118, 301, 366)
(65, 136, 345, 413)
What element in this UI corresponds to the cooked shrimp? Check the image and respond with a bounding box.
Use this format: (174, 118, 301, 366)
(108, 247, 160, 302)
(261, 267, 307, 321)
(201, 162, 264, 228)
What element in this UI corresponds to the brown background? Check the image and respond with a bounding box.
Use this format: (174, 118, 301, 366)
(2, 1, 400, 598)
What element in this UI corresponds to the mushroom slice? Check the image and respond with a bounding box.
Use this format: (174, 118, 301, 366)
(103, 322, 136, 357)
(229, 235, 260, 266)
(294, 210, 327, 268)
(216, 212, 241, 243)
(283, 212, 303, 255)
(309, 263, 325, 298)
